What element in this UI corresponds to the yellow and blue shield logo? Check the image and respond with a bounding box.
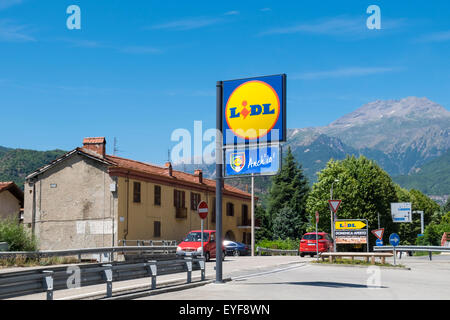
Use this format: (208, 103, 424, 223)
(230, 152, 246, 173)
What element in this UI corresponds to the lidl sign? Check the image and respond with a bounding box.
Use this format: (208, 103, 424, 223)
(224, 144, 281, 177)
(223, 74, 286, 145)
(335, 220, 367, 230)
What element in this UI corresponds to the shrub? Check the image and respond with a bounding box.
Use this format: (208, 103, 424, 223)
(0, 218, 37, 251)
(256, 238, 300, 251)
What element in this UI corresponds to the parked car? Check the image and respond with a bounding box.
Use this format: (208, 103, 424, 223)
(223, 240, 249, 256)
(299, 232, 333, 257)
(176, 230, 225, 262)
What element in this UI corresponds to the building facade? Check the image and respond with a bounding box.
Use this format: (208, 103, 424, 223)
(24, 137, 253, 250)
(0, 182, 23, 221)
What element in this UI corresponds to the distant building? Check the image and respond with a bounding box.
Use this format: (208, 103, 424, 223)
(23, 137, 254, 250)
(0, 182, 24, 222)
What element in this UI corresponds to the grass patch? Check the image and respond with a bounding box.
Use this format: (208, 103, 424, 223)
(0, 256, 80, 268)
(413, 251, 441, 257)
(311, 258, 405, 268)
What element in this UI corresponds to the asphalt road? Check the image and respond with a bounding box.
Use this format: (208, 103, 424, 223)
(138, 254, 450, 300)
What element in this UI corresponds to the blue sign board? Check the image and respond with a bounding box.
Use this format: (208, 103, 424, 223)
(222, 74, 286, 146)
(389, 233, 400, 247)
(224, 144, 281, 177)
(376, 239, 383, 247)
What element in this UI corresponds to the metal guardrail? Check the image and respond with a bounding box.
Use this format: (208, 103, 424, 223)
(256, 247, 299, 256)
(0, 243, 8, 251)
(0, 257, 205, 300)
(374, 245, 450, 261)
(119, 240, 178, 247)
(0, 245, 177, 260)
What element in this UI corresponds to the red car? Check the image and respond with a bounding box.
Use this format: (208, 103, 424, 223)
(176, 230, 225, 262)
(299, 232, 333, 257)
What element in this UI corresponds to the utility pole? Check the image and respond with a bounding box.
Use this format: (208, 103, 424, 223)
(251, 173, 255, 256)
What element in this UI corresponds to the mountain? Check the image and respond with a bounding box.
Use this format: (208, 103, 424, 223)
(393, 150, 450, 196)
(289, 97, 450, 176)
(0, 148, 66, 189)
(175, 96, 449, 197)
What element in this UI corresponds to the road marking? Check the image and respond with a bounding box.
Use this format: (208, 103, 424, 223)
(232, 263, 308, 281)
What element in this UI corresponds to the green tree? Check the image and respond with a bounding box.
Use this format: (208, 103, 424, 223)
(254, 204, 272, 241)
(266, 147, 309, 239)
(306, 155, 398, 249)
(272, 206, 302, 240)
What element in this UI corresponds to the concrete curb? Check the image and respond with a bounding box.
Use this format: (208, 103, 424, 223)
(309, 261, 411, 271)
(101, 277, 233, 300)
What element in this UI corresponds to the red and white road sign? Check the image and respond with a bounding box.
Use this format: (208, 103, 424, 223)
(197, 201, 208, 220)
(328, 200, 342, 213)
(315, 211, 319, 224)
(371, 228, 384, 240)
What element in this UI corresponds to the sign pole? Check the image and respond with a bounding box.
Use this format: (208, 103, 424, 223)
(315, 211, 319, 260)
(201, 219, 204, 258)
(251, 173, 255, 257)
(366, 220, 369, 252)
(215, 81, 223, 283)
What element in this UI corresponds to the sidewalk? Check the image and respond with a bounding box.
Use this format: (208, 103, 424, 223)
(6, 256, 304, 300)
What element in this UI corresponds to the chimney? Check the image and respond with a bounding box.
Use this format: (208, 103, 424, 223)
(83, 137, 106, 157)
(165, 162, 173, 176)
(194, 169, 203, 184)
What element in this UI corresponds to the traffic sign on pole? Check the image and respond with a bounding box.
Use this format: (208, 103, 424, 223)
(389, 233, 400, 247)
(371, 228, 384, 240)
(315, 211, 319, 224)
(328, 200, 341, 214)
(197, 201, 208, 220)
(376, 239, 383, 246)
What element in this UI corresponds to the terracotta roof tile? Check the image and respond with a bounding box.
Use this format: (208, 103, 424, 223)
(105, 155, 251, 198)
(0, 182, 14, 192)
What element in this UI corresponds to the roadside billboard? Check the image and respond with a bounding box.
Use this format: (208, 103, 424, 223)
(222, 74, 286, 146)
(224, 144, 281, 177)
(334, 219, 368, 244)
(391, 202, 412, 223)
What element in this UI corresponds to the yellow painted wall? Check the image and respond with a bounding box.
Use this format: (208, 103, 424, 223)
(116, 177, 251, 243)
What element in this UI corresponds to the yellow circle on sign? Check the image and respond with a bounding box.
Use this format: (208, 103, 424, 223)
(225, 81, 280, 140)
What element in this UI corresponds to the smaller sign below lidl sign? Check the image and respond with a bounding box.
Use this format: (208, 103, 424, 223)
(224, 144, 281, 177)
(335, 220, 366, 230)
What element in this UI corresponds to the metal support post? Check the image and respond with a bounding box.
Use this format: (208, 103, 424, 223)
(42, 271, 54, 301)
(215, 80, 224, 283)
(185, 258, 193, 283)
(199, 258, 206, 281)
(103, 264, 113, 298)
(147, 261, 157, 289)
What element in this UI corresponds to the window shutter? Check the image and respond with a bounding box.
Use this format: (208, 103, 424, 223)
(182, 191, 185, 208)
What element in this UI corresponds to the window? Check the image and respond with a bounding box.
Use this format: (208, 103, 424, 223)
(226, 202, 234, 217)
(133, 182, 141, 203)
(154, 185, 161, 206)
(174, 189, 187, 218)
(154, 221, 161, 238)
(242, 204, 249, 225)
(190, 192, 201, 210)
(173, 190, 185, 208)
(302, 234, 324, 240)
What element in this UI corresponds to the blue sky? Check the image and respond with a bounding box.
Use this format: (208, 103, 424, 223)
(0, 0, 449, 165)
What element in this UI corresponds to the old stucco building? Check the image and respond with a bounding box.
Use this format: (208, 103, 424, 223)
(0, 182, 23, 221)
(24, 137, 253, 250)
